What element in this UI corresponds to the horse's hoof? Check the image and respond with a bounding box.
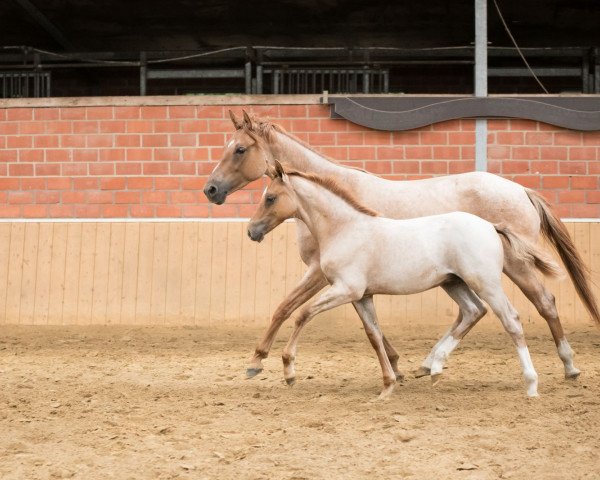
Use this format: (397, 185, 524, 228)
(565, 369, 581, 380)
(285, 377, 296, 386)
(246, 367, 263, 379)
(395, 371, 405, 382)
(430, 373, 442, 386)
(527, 390, 539, 398)
(414, 366, 431, 379)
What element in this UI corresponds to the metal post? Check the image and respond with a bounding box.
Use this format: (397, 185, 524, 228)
(475, 0, 488, 172)
(245, 61, 252, 94)
(140, 51, 147, 96)
(256, 65, 263, 94)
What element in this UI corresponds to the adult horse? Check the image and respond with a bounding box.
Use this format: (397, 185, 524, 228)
(247, 161, 561, 397)
(204, 111, 598, 380)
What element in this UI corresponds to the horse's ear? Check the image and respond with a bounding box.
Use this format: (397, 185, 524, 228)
(229, 110, 243, 130)
(242, 110, 254, 130)
(273, 159, 285, 179)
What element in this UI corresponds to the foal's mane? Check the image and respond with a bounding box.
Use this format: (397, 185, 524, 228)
(285, 169, 379, 217)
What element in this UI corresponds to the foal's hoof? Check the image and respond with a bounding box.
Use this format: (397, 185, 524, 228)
(430, 373, 442, 386)
(285, 377, 296, 386)
(565, 368, 581, 380)
(413, 366, 431, 379)
(395, 371, 406, 382)
(246, 367, 263, 379)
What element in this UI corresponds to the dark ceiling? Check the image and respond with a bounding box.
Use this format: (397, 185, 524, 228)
(1, 0, 599, 52)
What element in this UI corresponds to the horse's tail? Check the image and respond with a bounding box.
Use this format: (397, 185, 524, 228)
(525, 188, 600, 325)
(495, 224, 562, 279)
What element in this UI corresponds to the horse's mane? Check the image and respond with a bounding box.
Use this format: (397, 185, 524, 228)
(284, 169, 379, 217)
(245, 114, 369, 174)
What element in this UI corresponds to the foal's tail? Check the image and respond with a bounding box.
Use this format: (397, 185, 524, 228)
(525, 189, 600, 325)
(495, 225, 562, 279)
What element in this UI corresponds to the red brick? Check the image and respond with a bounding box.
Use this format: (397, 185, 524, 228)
(74, 205, 102, 218)
(62, 164, 87, 176)
(224, 190, 251, 204)
(392, 161, 419, 174)
(19, 122, 46, 134)
(117, 163, 142, 175)
(170, 134, 197, 147)
(540, 147, 568, 161)
(46, 122, 72, 134)
(421, 161, 449, 174)
(199, 133, 226, 146)
(0, 205, 21, 218)
(127, 177, 153, 190)
(542, 176, 569, 189)
(509, 119, 537, 130)
(392, 131, 420, 145)
(0, 150, 18, 162)
(182, 178, 206, 190)
(60, 107, 86, 120)
(378, 147, 404, 160)
(582, 132, 600, 146)
(8, 192, 33, 204)
(502, 161, 530, 174)
(558, 190, 585, 203)
(101, 205, 129, 218)
(87, 191, 113, 204)
(101, 178, 126, 190)
(100, 121, 127, 133)
(525, 132, 553, 145)
(488, 119, 511, 130)
(589, 162, 600, 174)
(587, 191, 600, 204)
(511, 175, 541, 189)
(99, 148, 125, 162)
(405, 146, 432, 160)
(86, 107, 114, 120)
(89, 163, 115, 176)
(433, 146, 460, 160)
(142, 134, 169, 147)
(170, 191, 197, 204)
(554, 132, 582, 146)
(47, 178, 71, 190)
(36, 191, 60, 204)
(61, 135, 86, 148)
(155, 178, 180, 190)
(115, 191, 140, 204)
(19, 149, 44, 162)
(432, 120, 460, 131)
(141, 106, 168, 119)
(143, 191, 167, 203)
(512, 147, 540, 160)
(279, 105, 307, 117)
(46, 149, 71, 162)
(155, 149, 180, 161)
(156, 205, 181, 217)
(449, 161, 474, 173)
(570, 204, 600, 218)
(130, 205, 154, 217)
(73, 149, 98, 163)
(571, 176, 598, 189)
(168, 106, 196, 119)
(33, 135, 59, 148)
(22, 205, 47, 218)
(348, 147, 376, 160)
(319, 120, 348, 133)
(127, 120, 154, 133)
(181, 120, 208, 133)
(62, 192, 86, 204)
(559, 162, 586, 175)
(21, 179, 45, 190)
(319, 147, 347, 160)
(35, 164, 60, 176)
(448, 132, 475, 144)
(0, 122, 18, 134)
(237, 205, 258, 218)
(488, 160, 501, 174)
(87, 134, 113, 148)
(569, 147, 597, 161)
(530, 161, 558, 174)
(73, 178, 98, 190)
(182, 148, 210, 161)
(363, 131, 392, 145)
(153, 120, 180, 133)
(48, 205, 74, 218)
(73, 121, 99, 134)
(7, 136, 32, 148)
(170, 162, 196, 175)
(143, 162, 169, 175)
(182, 205, 210, 217)
(34, 109, 59, 121)
(115, 135, 141, 147)
(126, 149, 152, 161)
(114, 106, 141, 119)
(337, 132, 364, 145)
(9, 164, 33, 176)
(496, 131, 524, 145)
(420, 132, 447, 145)
(7, 108, 32, 121)
(211, 204, 238, 218)
(460, 146, 475, 160)
(364, 161, 391, 174)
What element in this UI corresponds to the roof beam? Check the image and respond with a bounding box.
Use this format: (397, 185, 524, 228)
(13, 0, 76, 51)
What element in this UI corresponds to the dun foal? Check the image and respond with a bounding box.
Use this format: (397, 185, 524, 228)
(248, 161, 561, 398)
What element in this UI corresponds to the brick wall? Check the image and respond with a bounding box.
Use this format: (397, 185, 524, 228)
(1, 102, 599, 219)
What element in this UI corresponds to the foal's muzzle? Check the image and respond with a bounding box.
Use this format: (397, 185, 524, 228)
(247, 224, 265, 243)
(203, 182, 228, 205)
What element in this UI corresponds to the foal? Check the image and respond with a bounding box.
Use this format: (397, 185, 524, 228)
(248, 161, 560, 398)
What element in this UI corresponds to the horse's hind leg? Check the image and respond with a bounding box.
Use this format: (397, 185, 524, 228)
(428, 280, 488, 385)
(504, 252, 580, 379)
(353, 296, 397, 399)
(478, 286, 539, 397)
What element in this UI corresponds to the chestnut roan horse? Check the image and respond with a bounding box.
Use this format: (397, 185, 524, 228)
(204, 111, 599, 382)
(248, 161, 560, 397)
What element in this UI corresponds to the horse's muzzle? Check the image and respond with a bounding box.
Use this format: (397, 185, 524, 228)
(203, 182, 227, 205)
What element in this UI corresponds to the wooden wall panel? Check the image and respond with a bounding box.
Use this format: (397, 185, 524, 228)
(0, 221, 598, 327)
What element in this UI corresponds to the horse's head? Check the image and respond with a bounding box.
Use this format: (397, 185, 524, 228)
(204, 111, 273, 205)
(247, 160, 297, 243)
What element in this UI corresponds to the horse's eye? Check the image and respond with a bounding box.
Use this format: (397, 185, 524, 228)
(265, 195, 276, 205)
(235, 145, 247, 155)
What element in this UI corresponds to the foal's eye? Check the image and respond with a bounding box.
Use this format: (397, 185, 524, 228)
(265, 195, 276, 205)
(235, 145, 247, 155)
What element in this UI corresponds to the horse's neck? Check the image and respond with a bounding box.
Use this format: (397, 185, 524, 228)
(273, 132, 353, 179)
(290, 176, 367, 245)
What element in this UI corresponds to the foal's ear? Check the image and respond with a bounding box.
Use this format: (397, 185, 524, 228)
(228, 110, 243, 130)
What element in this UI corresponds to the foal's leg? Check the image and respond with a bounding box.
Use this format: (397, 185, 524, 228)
(353, 299, 405, 381)
(281, 283, 362, 386)
(353, 296, 397, 399)
(247, 263, 328, 377)
(428, 281, 488, 385)
(478, 286, 539, 397)
(503, 251, 580, 379)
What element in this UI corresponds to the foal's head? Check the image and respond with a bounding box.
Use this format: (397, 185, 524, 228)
(247, 160, 297, 243)
(204, 111, 274, 205)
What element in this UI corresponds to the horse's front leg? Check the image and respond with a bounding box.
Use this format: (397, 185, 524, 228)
(246, 263, 328, 377)
(281, 283, 363, 386)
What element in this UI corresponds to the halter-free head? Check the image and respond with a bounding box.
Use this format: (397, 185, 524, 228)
(247, 160, 296, 243)
(204, 110, 273, 204)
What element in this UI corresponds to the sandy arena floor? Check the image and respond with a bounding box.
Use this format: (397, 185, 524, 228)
(1, 321, 599, 480)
